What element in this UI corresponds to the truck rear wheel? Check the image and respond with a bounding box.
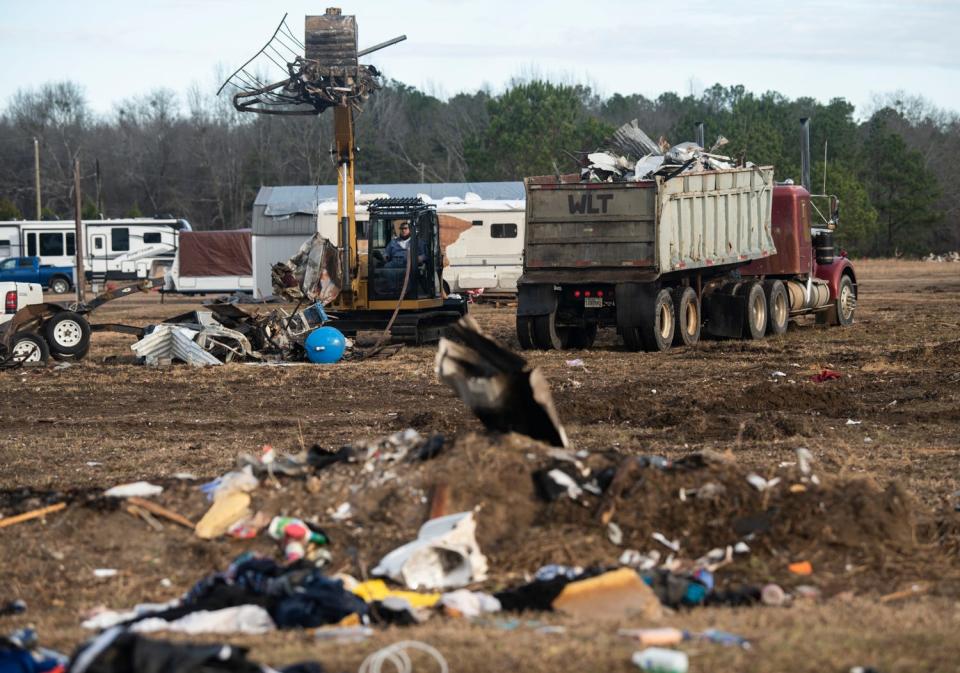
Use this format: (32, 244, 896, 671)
(764, 280, 789, 335)
(623, 288, 674, 352)
(827, 274, 856, 327)
(742, 282, 767, 340)
(532, 312, 568, 350)
(44, 311, 92, 357)
(516, 315, 535, 350)
(672, 286, 700, 347)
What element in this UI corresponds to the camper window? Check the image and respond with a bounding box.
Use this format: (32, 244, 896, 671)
(0, 239, 10, 257)
(27, 233, 36, 257)
(112, 228, 130, 251)
(491, 223, 517, 239)
(66, 232, 75, 256)
(40, 232, 64, 256)
(93, 237, 104, 251)
(143, 232, 162, 244)
(472, 220, 483, 227)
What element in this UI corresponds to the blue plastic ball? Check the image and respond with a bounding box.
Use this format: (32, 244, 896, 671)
(304, 326, 347, 364)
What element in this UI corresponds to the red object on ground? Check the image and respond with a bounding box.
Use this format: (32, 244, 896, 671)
(810, 369, 841, 382)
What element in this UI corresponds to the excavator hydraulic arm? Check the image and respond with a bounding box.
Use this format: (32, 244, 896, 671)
(334, 105, 357, 306)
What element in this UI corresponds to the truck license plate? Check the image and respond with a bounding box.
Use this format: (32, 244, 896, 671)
(584, 296, 602, 308)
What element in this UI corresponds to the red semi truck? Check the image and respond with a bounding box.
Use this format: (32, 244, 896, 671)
(515, 118, 857, 351)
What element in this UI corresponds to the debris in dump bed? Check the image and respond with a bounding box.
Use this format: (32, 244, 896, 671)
(435, 316, 568, 447)
(581, 118, 744, 183)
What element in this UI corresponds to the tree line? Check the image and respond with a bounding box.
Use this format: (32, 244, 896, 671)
(0, 79, 956, 257)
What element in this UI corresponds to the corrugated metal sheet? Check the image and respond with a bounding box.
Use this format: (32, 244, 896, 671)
(131, 325, 222, 366)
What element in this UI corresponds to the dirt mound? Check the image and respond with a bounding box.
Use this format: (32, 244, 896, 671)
(258, 432, 958, 594)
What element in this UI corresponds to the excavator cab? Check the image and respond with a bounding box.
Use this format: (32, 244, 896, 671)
(367, 198, 441, 301)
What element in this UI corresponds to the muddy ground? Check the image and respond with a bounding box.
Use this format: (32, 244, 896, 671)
(1, 259, 959, 672)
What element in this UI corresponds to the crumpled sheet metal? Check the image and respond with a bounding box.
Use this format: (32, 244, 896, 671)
(131, 325, 222, 367)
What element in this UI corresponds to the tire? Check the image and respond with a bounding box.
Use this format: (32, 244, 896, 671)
(43, 311, 91, 356)
(516, 315, 535, 350)
(51, 344, 90, 362)
(567, 323, 598, 349)
(636, 288, 675, 352)
(10, 333, 49, 365)
(829, 274, 856, 326)
(671, 286, 700, 347)
(532, 312, 568, 350)
(764, 280, 789, 336)
(49, 276, 71, 294)
(742, 282, 767, 340)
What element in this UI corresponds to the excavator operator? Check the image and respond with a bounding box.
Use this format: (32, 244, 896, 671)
(384, 221, 427, 268)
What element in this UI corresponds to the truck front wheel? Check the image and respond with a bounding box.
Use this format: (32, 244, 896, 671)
(44, 311, 92, 357)
(49, 276, 71, 294)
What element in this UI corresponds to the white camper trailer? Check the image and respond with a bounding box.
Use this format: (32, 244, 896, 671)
(0, 218, 191, 283)
(164, 229, 254, 295)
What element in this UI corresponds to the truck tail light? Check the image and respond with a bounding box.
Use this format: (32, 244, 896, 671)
(584, 290, 591, 297)
(573, 290, 581, 298)
(4, 290, 16, 314)
(597, 290, 604, 298)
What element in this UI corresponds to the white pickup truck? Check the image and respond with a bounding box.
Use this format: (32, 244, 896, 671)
(1, 281, 92, 365)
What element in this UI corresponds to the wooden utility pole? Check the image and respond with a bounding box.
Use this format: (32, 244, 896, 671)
(73, 158, 85, 303)
(33, 138, 41, 219)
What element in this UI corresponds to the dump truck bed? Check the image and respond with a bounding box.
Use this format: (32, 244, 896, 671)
(523, 166, 775, 281)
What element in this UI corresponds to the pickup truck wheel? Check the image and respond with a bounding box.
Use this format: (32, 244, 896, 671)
(672, 286, 700, 347)
(49, 276, 71, 294)
(516, 315, 535, 350)
(567, 323, 597, 349)
(532, 312, 568, 350)
(10, 333, 49, 365)
(742, 282, 767, 340)
(44, 311, 91, 356)
(764, 280, 789, 335)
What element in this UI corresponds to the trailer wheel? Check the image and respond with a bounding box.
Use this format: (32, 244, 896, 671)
(764, 280, 789, 335)
(49, 276, 71, 294)
(44, 311, 92, 356)
(671, 287, 700, 347)
(10, 333, 49, 365)
(567, 323, 598, 349)
(532, 312, 568, 350)
(516, 315, 535, 350)
(625, 288, 674, 352)
(743, 282, 767, 340)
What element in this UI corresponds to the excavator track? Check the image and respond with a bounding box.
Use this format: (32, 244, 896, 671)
(327, 307, 465, 345)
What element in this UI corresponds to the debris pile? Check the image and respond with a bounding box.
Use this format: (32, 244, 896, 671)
(581, 118, 744, 183)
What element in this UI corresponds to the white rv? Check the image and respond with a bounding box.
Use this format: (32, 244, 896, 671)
(0, 218, 191, 283)
(316, 193, 525, 296)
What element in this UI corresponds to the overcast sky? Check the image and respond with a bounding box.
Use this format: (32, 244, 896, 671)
(1, 0, 957, 118)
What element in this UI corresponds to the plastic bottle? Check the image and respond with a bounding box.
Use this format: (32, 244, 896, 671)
(700, 628, 751, 649)
(631, 648, 689, 673)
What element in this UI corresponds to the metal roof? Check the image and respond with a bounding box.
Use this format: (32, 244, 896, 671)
(255, 182, 525, 217)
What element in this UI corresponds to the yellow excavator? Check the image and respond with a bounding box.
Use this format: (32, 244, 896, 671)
(222, 8, 466, 344)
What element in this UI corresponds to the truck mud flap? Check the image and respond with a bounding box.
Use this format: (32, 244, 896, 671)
(614, 283, 654, 328)
(517, 284, 557, 317)
(702, 292, 746, 338)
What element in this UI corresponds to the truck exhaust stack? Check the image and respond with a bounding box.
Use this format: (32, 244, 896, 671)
(800, 117, 811, 193)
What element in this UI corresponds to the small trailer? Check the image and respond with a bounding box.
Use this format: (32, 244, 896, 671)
(164, 229, 254, 295)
